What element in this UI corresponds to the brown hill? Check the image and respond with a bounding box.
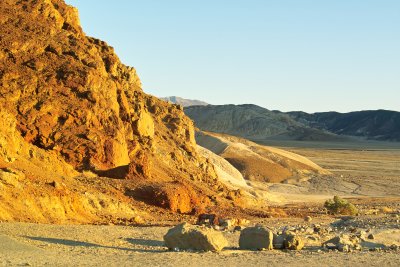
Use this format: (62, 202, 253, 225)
(0, 0, 258, 223)
(196, 132, 330, 183)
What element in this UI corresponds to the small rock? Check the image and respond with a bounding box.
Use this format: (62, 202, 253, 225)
(307, 236, 319, 241)
(284, 234, 304, 251)
(273, 233, 285, 249)
(305, 227, 314, 235)
(49, 180, 62, 189)
(197, 214, 218, 226)
(367, 234, 375, 240)
(304, 216, 312, 222)
(233, 226, 242, 232)
(323, 235, 360, 252)
(132, 216, 144, 225)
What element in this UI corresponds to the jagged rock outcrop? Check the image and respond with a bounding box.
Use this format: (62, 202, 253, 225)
(0, 0, 239, 222)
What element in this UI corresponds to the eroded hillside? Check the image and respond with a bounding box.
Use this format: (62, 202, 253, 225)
(0, 0, 251, 223)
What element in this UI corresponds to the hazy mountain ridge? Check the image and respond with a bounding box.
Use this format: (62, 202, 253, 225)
(287, 110, 400, 141)
(185, 104, 400, 142)
(161, 96, 208, 107)
(185, 105, 342, 142)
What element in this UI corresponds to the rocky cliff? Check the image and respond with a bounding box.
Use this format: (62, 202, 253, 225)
(0, 0, 247, 223)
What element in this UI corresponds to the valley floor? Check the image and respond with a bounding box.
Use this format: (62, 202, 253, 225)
(1, 142, 399, 266)
(0, 211, 399, 267)
(257, 140, 400, 202)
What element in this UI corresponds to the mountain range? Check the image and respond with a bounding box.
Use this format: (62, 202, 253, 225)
(178, 101, 400, 142)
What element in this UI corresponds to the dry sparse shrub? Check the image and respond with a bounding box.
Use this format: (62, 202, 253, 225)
(324, 196, 358, 215)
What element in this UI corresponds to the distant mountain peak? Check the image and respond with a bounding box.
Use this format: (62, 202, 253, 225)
(161, 96, 208, 107)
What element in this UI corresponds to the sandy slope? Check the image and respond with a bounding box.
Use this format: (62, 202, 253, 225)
(196, 132, 330, 183)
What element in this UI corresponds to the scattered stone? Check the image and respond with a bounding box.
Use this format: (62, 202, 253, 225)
(218, 218, 250, 230)
(323, 235, 360, 252)
(284, 234, 304, 251)
(307, 236, 319, 241)
(367, 234, 375, 240)
(305, 227, 314, 235)
(273, 234, 285, 249)
(213, 225, 221, 231)
(239, 226, 273, 250)
(164, 223, 228, 251)
(234, 226, 242, 232)
(49, 180, 62, 189)
(304, 216, 312, 222)
(197, 214, 218, 226)
(132, 216, 145, 225)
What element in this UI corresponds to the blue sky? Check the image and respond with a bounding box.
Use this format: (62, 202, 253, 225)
(65, 0, 399, 112)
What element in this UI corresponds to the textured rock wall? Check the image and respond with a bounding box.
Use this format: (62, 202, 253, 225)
(0, 0, 235, 220)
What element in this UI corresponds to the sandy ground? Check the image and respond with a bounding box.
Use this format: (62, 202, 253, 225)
(1, 142, 399, 266)
(0, 221, 399, 267)
(256, 141, 400, 203)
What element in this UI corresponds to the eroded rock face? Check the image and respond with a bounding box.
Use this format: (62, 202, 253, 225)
(129, 182, 208, 214)
(164, 223, 228, 251)
(0, 0, 230, 219)
(0, 0, 205, 173)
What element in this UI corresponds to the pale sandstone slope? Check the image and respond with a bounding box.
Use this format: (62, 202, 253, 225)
(196, 132, 330, 183)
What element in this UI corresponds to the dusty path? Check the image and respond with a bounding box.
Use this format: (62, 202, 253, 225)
(0, 221, 399, 267)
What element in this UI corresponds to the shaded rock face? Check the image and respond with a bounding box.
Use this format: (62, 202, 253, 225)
(127, 182, 210, 214)
(164, 223, 228, 251)
(0, 0, 234, 219)
(239, 226, 273, 250)
(0, 0, 201, 173)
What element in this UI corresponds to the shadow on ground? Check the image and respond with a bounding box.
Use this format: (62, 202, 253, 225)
(24, 236, 168, 253)
(126, 238, 165, 247)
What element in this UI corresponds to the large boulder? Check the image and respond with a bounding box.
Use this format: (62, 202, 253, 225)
(239, 226, 273, 250)
(164, 223, 228, 251)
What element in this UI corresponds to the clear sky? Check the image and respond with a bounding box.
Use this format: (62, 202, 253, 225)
(65, 0, 399, 113)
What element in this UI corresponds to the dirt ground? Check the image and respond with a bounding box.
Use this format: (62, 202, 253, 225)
(1, 142, 399, 266)
(0, 215, 399, 267)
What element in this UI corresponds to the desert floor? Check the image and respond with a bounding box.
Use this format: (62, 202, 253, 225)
(1, 141, 399, 266)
